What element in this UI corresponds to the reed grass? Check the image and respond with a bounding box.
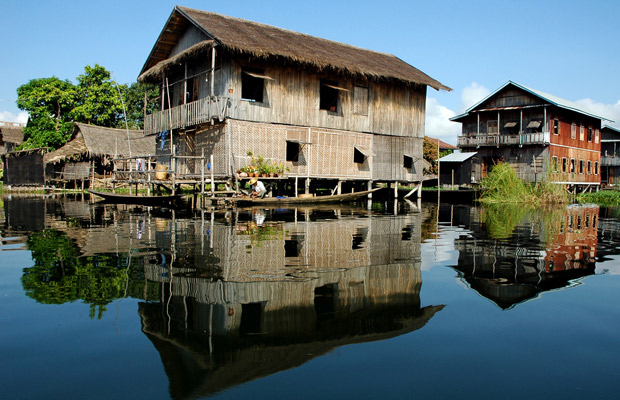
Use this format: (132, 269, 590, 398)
(577, 190, 620, 205)
(478, 163, 568, 206)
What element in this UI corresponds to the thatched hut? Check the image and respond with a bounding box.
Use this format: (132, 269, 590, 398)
(43, 123, 155, 187)
(0, 123, 24, 155)
(138, 6, 450, 195)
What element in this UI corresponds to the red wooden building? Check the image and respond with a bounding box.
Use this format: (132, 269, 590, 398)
(451, 81, 611, 190)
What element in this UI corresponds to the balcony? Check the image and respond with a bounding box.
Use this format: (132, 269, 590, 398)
(457, 132, 550, 148)
(601, 156, 620, 167)
(144, 96, 233, 135)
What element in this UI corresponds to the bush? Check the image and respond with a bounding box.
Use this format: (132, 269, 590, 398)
(479, 162, 568, 206)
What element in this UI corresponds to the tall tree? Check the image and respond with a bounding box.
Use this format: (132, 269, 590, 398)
(16, 77, 76, 150)
(72, 64, 124, 127)
(121, 82, 161, 129)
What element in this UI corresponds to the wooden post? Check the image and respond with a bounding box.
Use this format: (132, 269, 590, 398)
(452, 169, 455, 189)
(394, 181, 398, 199)
(147, 157, 151, 196)
(295, 176, 299, 197)
(337, 180, 342, 195)
(210, 46, 216, 96)
(305, 178, 310, 195)
(172, 145, 176, 195)
(91, 159, 95, 189)
(129, 158, 133, 196)
(210, 154, 215, 196)
(201, 148, 205, 197)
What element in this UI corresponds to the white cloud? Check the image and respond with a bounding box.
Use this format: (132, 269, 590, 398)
(425, 97, 460, 145)
(460, 82, 490, 111)
(0, 110, 28, 124)
(574, 98, 620, 127)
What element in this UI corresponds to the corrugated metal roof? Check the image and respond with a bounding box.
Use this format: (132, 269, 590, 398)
(437, 152, 476, 163)
(450, 81, 613, 122)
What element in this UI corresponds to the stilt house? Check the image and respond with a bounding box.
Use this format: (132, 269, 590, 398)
(600, 125, 620, 186)
(138, 6, 450, 193)
(452, 81, 611, 189)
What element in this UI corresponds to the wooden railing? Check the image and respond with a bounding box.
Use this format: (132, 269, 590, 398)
(601, 156, 620, 166)
(458, 132, 551, 147)
(144, 96, 233, 134)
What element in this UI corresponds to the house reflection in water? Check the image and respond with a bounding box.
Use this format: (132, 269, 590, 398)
(2, 196, 439, 398)
(133, 206, 442, 399)
(450, 204, 599, 309)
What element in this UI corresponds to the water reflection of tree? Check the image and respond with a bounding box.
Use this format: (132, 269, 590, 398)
(453, 204, 599, 309)
(480, 203, 565, 243)
(22, 229, 159, 319)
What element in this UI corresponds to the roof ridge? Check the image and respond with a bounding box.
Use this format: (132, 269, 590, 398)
(177, 6, 399, 60)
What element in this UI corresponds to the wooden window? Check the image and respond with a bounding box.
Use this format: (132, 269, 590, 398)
(562, 157, 567, 172)
(353, 86, 369, 115)
(488, 120, 498, 134)
(587, 128, 593, 142)
(320, 79, 341, 112)
(551, 156, 559, 172)
(570, 158, 575, 173)
(571, 123, 576, 139)
(354, 147, 366, 164)
(403, 154, 413, 169)
(587, 160, 592, 174)
(595, 129, 600, 144)
(553, 119, 560, 135)
(241, 68, 267, 102)
(286, 140, 300, 162)
(580, 125, 585, 141)
(579, 159, 584, 174)
(595, 161, 599, 175)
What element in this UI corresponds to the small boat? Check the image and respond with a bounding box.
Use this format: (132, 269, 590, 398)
(87, 189, 182, 205)
(233, 188, 381, 205)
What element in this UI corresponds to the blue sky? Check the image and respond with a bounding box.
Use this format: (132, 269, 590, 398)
(2, 0, 619, 144)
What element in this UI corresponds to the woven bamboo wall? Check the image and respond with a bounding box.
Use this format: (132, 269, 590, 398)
(230, 119, 426, 181)
(372, 135, 423, 181)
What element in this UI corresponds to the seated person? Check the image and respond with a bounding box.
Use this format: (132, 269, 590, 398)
(249, 177, 267, 198)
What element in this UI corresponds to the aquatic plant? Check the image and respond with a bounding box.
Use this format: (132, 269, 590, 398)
(577, 190, 620, 205)
(479, 162, 568, 205)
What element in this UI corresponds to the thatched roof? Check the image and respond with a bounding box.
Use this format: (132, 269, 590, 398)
(139, 6, 450, 91)
(0, 126, 24, 145)
(44, 123, 154, 164)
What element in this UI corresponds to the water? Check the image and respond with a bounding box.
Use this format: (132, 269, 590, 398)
(1, 195, 620, 399)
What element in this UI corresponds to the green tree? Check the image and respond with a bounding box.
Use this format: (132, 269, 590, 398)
(121, 82, 161, 129)
(16, 77, 76, 150)
(72, 64, 124, 127)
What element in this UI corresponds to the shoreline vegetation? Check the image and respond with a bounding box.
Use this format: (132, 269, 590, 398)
(478, 163, 569, 206)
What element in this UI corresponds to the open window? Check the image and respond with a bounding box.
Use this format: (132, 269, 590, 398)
(562, 157, 567, 172)
(286, 139, 309, 162)
(551, 156, 558, 172)
(320, 79, 346, 112)
(354, 145, 373, 164)
(553, 119, 560, 135)
(403, 154, 414, 169)
(504, 121, 518, 134)
(241, 68, 272, 102)
(526, 120, 541, 132)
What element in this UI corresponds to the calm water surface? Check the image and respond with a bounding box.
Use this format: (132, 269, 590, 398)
(1, 195, 620, 399)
